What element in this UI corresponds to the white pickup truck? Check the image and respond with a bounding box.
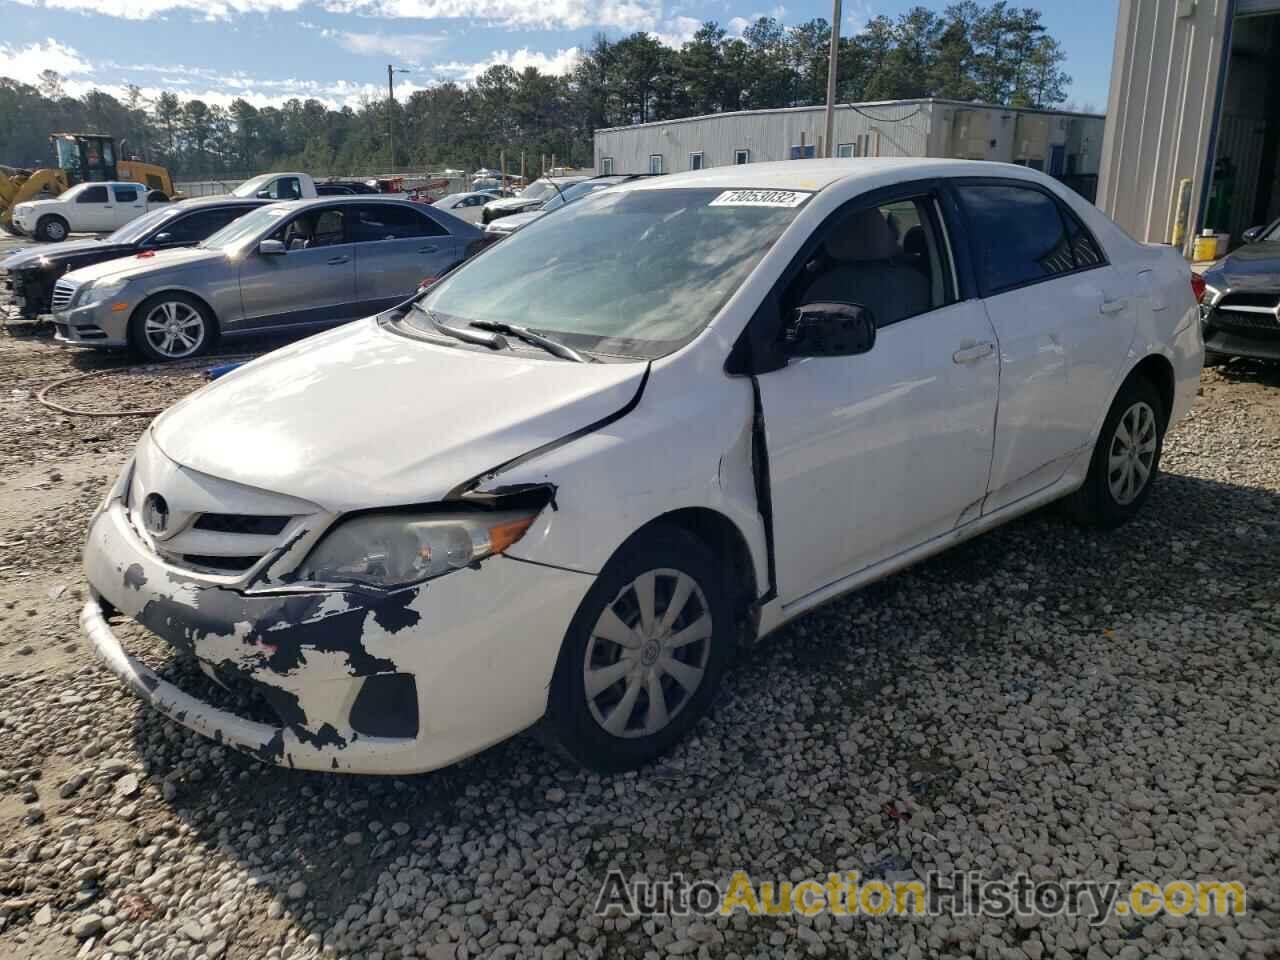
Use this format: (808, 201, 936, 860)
(227, 172, 319, 201)
(12, 181, 155, 242)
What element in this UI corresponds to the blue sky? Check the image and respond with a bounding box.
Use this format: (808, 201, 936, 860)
(0, 0, 1117, 112)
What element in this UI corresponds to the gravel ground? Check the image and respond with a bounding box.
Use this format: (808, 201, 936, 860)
(0, 319, 1277, 960)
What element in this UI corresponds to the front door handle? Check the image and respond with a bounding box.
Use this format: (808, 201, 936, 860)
(327, 256, 350, 265)
(417, 245, 438, 254)
(953, 341, 995, 364)
(1099, 298, 1128, 315)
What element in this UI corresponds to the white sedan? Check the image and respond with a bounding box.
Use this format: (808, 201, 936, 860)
(433, 191, 500, 223)
(80, 159, 1202, 774)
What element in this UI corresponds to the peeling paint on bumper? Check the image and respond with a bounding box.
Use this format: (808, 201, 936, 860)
(83, 498, 596, 775)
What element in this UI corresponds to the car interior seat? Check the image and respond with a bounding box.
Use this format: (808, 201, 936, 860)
(802, 208, 931, 326)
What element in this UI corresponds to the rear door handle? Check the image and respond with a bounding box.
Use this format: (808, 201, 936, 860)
(417, 245, 438, 254)
(327, 256, 350, 265)
(1100, 298, 1128, 315)
(953, 341, 995, 364)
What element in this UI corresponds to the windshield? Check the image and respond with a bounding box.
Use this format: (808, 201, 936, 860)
(58, 183, 92, 202)
(1261, 220, 1280, 242)
(231, 174, 274, 198)
(541, 180, 607, 213)
(519, 180, 558, 201)
(108, 206, 181, 244)
(200, 205, 289, 251)
(412, 186, 807, 358)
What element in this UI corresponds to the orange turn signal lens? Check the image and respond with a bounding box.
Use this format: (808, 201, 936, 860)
(110, 302, 130, 312)
(488, 515, 537, 554)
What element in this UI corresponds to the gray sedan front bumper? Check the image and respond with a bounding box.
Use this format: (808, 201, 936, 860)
(52, 301, 129, 347)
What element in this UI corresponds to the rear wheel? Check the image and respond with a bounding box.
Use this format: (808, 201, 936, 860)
(35, 215, 69, 243)
(545, 525, 732, 772)
(1064, 376, 1165, 528)
(129, 293, 216, 362)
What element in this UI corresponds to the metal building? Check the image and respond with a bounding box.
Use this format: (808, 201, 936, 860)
(594, 99, 1105, 197)
(1099, 0, 1280, 253)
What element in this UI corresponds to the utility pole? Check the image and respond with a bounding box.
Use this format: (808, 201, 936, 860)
(823, 0, 842, 158)
(387, 64, 409, 173)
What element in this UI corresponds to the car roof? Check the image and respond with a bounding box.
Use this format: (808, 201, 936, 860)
(621, 157, 1058, 194)
(177, 196, 272, 209)
(263, 196, 419, 210)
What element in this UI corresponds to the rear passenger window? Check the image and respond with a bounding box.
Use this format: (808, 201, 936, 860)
(350, 204, 446, 241)
(113, 186, 139, 203)
(956, 183, 1103, 294)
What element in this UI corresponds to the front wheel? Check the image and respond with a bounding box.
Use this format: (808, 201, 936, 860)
(128, 293, 216, 362)
(544, 525, 732, 772)
(35, 215, 69, 242)
(1064, 376, 1165, 528)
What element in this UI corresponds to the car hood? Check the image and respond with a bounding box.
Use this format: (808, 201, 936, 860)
(2, 239, 127, 270)
(64, 246, 225, 285)
(486, 196, 543, 212)
(150, 317, 647, 511)
(1205, 242, 1280, 288)
(492, 210, 545, 231)
(13, 198, 62, 214)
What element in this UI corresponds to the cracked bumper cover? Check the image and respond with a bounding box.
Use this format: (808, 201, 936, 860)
(82, 499, 594, 774)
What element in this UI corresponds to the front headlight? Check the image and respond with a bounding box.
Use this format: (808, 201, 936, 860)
(297, 508, 541, 589)
(83, 278, 129, 305)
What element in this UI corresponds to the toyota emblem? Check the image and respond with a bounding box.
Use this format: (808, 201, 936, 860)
(143, 494, 170, 536)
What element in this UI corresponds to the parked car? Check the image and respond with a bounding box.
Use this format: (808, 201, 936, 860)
(11, 181, 158, 242)
(434, 191, 497, 223)
(1198, 219, 1280, 364)
(229, 172, 318, 201)
(483, 175, 640, 238)
(481, 176, 587, 224)
(316, 180, 381, 196)
(52, 196, 482, 361)
(0, 197, 269, 320)
(80, 159, 1201, 775)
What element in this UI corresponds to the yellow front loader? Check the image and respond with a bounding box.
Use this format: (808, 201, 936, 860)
(2, 134, 180, 235)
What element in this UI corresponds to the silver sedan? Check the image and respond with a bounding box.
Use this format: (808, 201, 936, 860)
(51, 197, 483, 361)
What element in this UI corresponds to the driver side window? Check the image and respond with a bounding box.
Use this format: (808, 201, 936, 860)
(269, 208, 347, 250)
(789, 196, 954, 329)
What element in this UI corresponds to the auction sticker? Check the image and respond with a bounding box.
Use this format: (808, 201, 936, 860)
(709, 189, 812, 208)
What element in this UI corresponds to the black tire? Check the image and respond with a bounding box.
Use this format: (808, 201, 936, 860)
(1203, 349, 1231, 367)
(544, 524, 733, 772)
(128, 292, 217, 362)
(35, 215, 69, 243)
(1064, 375, 1166, 528)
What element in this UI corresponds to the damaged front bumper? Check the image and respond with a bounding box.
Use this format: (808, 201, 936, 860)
(82, 494, 595, 774)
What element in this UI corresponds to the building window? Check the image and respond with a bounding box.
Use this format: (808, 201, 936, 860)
(689, 152, 704, 171)
(600, 157, 614, 175)
(649, 154, 664, 175)
(734, 149, 750, 164)
(836, 142, 856, 158)
(859, 133, 873, 157)
(789, 144, 816, 160)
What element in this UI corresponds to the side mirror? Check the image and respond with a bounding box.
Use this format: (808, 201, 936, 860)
(782, 302, 876, 358)
(1242, 225, 1265, 244)
(152, 232, 173, 244)
(256, 189, 272, 199)
(258, 239, 287, 255)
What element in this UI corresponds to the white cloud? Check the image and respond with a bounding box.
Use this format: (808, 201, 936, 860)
(651, 15, 701, 47)
(326, 30, 447, 63)
(433, 46, 582, 81)
(0, 39, 93, 85)
(12, 0, 661, 29)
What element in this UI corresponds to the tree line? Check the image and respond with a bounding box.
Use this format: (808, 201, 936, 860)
(0, 2, 1072, 180)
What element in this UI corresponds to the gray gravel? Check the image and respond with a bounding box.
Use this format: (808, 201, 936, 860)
(1, 328, 1278, 960)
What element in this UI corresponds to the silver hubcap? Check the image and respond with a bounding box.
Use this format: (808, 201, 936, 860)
(143, 302, 205, 358)
(48, 221, 65, 240)
(1108, 401, 1158, 505)
(584, 568, 712, 739)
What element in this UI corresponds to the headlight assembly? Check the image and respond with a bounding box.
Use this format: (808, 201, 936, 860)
(297, 508, 541, 589)
(84, 277, 130, 306)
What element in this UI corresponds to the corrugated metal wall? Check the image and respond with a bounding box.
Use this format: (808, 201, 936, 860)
(594, 101, 933, 174)
(1097, 0, 1234, 250)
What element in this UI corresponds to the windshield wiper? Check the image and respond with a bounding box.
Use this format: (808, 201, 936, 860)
(468, 320, 590, 362)
(414, 304, 507, 349)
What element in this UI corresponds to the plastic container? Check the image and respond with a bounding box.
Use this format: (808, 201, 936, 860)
(1192, 229, 1218, 262)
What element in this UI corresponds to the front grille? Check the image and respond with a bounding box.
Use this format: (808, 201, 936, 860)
(181, 554, 261, 573)
(51, 278, 77, 311)
(1218, 292, 1279, 309)
(194, 514, 291, 536)
(1214, 309, 1280, 333)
